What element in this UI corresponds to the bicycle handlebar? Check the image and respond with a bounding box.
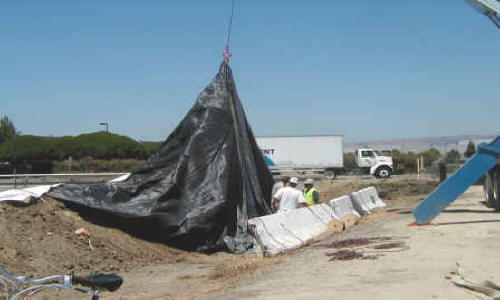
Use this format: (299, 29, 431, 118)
(72, 273, 123, 292)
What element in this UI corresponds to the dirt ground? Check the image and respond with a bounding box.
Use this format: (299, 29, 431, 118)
(317, 176, 438, 206)
(0, 177, 438, 299)
(210, 186, 500, 299)
(0, 197, 197, 276)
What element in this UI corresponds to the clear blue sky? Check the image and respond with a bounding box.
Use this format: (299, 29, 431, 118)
(1, 1, 499, 142)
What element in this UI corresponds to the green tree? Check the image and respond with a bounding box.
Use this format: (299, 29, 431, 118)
(0, 116, 17, 144)
(445, 149, 460, 164)
(464, 141, 476, 158)
(0, 131, 150, 162)
(0, 135, 52, 162)
(390, 150, 418, 174)
(419, 148, 441, 167)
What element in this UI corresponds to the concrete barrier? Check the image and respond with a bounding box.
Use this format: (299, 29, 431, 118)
(330, 195, 361, 218)
(248, 204, 339, 256)
(349, 191, 373, 215)
(249, 187, 386, 255)
(359, 186, 386, 208)
(249, 214, 301, 255)
(309, 202, 342, 221)
(361, 189, 380, 210)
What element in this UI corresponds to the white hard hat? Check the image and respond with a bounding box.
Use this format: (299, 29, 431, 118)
(304, 178, 314, 185)
(290, 177, 298, 184)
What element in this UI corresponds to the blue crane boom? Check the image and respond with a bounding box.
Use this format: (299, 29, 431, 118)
(465, 0, 500, 28)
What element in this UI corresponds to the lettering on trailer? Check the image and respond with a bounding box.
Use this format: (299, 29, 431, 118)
(259, 148, 276, 166)
(260, 148, 275, 155)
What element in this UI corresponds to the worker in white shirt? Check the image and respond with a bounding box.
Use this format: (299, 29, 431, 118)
(272, 175, 290, 197)
(272, 177, 307, 213)
(271, 175, 290, 212)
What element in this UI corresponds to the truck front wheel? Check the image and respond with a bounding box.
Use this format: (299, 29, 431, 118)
(375, 166, 392, 178)
(325, 169, 336, 180)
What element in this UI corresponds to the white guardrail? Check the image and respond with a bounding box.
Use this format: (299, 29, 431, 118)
(0, 173, 128, 188)
(0, 173, 131, 203)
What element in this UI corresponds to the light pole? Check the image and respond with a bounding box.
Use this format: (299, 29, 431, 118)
(99, 122, 109, 133)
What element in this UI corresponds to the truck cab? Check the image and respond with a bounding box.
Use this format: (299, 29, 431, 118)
(356, 149, 393, 178)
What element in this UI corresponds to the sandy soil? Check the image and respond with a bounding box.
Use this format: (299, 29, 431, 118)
(0, 177, 440, 299)
(209, 186, 500, 299)
(0, 197, 198, 277)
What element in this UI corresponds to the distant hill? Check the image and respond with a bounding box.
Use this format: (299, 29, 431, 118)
(345, 134, 499, 154)
(349, 134, 498, 145)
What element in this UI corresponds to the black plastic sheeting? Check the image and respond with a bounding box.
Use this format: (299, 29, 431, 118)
(48, 62, 274, 253)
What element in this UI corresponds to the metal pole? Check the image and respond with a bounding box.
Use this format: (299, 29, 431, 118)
(417, 157, 420, 177)
(99, 123, 109, 133)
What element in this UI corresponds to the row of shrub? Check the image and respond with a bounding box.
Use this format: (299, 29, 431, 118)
(0, 131, 162, 162)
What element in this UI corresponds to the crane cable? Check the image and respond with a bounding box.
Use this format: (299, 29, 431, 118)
(223, 0, 235, 63)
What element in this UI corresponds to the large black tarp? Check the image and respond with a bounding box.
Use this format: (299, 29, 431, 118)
(48, 62, 273, 253)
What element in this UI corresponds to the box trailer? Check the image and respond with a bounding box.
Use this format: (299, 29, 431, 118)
(256, 135, 344, 178)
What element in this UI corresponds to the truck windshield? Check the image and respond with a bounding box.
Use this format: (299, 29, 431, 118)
(361, 151, 375, 158)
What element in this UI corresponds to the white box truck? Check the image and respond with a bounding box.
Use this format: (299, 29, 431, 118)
(256, 135, 394, 179)
(256, 135, 344, 178)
